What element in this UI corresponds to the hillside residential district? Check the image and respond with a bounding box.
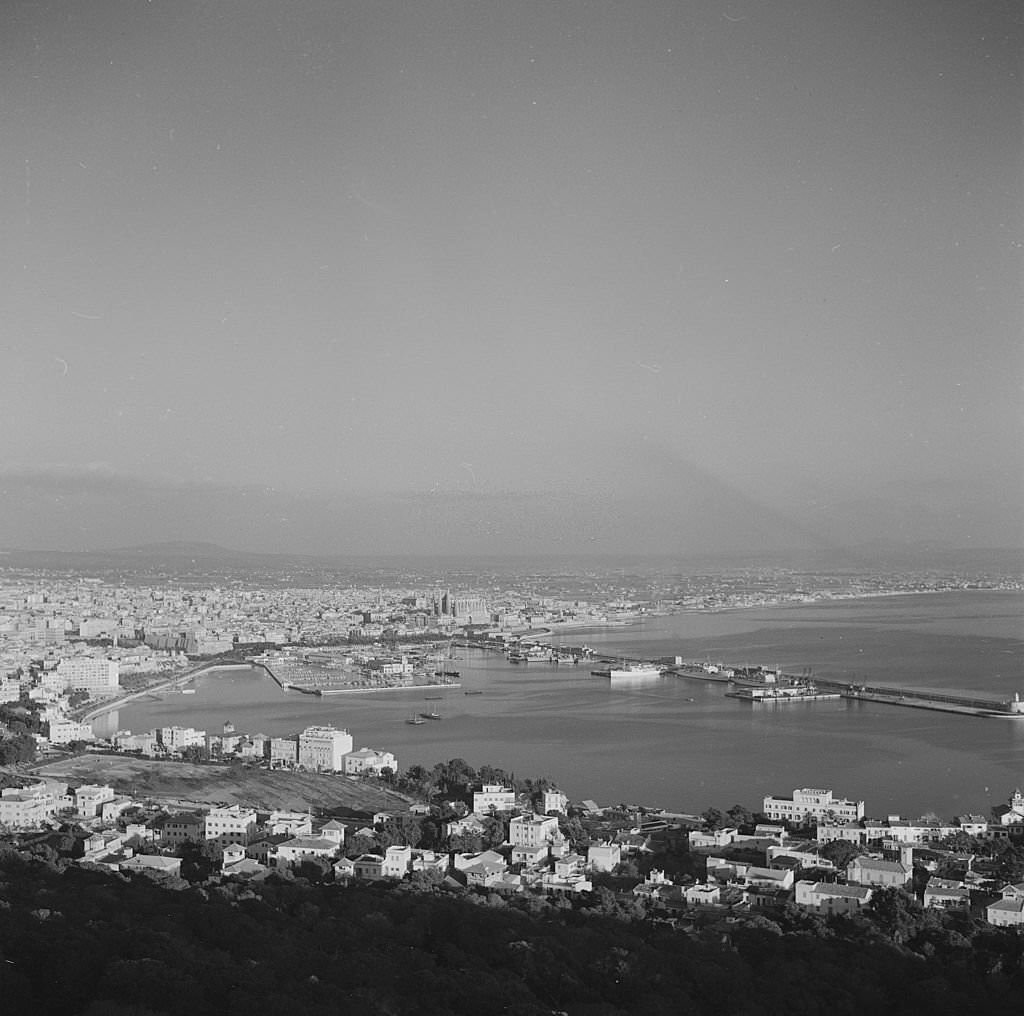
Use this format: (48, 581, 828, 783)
(2, 569, 1024, 932)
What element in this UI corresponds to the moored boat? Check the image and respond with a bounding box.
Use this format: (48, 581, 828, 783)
(607, 663, 664, 680)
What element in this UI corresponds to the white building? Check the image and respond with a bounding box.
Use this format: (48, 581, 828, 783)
(541, 788, 569, 815)
(794, 880, 873, 915)
(269, 737, 298, 766)
(158, 726, 206, 753)
(0, 785, 60, 829)
(343, 747, 397, 776)
(986, 887, 1024, 927)
(75, 784, 115, 818)
(512, 842, 549, 867)
(297, 725, 353, 771)
(318, 819, 347, 845)
(120, 855, 183, 878)
(923, 878, 970, 910)
(382, 844, 412, 879)
(762, 788, 865, 826)
(56, 657, 119, 696)
(996, 789, 1024, 826)
(115, 729, 160, 755)
(47, 719, 96, 745)
(205, 805, 258, 848)
(509, 813, 560, 849)
(685, 883, 722, 906)
(586, 842, 622, 873)
(689, 827, 740, 850)
(271, 835, 340, 870)
(472, 784, 517, 814)
(265, 810, 313, 837)
(847, 852, 913, 888)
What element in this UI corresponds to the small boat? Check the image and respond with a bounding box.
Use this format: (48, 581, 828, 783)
(406, 715, 426, 725)
(443, 670, 460, 678)
(419, 710, 442, 720)
(425, 694, 443, 700)
(464, 689, 483, 696)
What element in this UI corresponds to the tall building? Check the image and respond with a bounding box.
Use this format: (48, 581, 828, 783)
(56, 657, 119, 695)
(297, 725, 353, 772)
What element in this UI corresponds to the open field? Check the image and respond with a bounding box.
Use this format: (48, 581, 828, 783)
(32, 755, 414, 814)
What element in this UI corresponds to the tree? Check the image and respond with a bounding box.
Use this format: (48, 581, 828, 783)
(177, 839, 219, 882)
(433, 758, 476, 794)
(991, 840, 1024, 884)
(377, 814, 423, 849)
(612, 859, 640, 880)
(409, 867, 444, 889)
(868, 886, 925, 945)
(399, 764, 436, 800)
(560, 816, 590, 850)
(819, 839, 864, 870)
(345, 832, 378, 859)
(448, 830, 482, 853)
(725, 804, 755, 831)
(477, 764, 512, 786)
(294, 857, 333, 882)
(701, 808, 724, 831)
(0, 734, 37, 765)
(936, 831, 980, 855)
(481, 815, 508, 850)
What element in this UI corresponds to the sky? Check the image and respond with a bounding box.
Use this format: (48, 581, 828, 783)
(2, 0, 1022, 556)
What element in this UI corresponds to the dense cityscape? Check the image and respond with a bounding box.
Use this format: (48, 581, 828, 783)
(1, 561, 1024, 1011)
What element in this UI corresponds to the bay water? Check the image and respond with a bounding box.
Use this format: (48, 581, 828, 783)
(95, 591, 1024, 821)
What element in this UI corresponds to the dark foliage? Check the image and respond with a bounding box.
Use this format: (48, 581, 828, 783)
(0, 733, 37, 765)
(0, 851, 1022, 1015)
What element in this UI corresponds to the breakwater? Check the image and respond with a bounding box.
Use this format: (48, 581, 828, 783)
(817, 679, 1024, 718)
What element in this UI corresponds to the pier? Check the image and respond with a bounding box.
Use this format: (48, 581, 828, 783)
(818, 680, 1024, 718)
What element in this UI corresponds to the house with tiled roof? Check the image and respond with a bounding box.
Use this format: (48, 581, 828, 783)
(923, 877, 970, 910)
(120, 854, 183, 878)
(270, 835, 340, 870)
(847, 853, 912, 888)
(987, 895, 1024, 927)
(794, 881, 872, 915)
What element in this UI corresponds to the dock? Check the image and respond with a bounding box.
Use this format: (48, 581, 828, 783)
(823, 680, 1024, 718)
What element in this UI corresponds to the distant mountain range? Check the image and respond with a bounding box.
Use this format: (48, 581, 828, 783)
(1, 460, 1020, 570)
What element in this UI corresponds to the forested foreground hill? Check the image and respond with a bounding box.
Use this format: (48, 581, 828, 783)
(0, 854, 1021, 1016)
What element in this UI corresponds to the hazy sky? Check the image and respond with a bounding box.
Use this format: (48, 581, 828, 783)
(3, 1, 1022, 555)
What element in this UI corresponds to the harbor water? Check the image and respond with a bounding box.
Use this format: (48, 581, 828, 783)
(94, 591, 1024, 820)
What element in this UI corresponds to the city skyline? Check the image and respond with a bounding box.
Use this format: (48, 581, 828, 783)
(3, 1, 1021, 555)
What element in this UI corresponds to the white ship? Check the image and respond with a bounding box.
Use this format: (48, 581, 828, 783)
(593, 662, 664, 680)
